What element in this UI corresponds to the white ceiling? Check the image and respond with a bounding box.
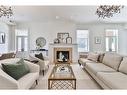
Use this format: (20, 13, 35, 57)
(3, 6, 127, 24)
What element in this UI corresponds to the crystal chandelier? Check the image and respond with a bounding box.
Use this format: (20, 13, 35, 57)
(96, 5, 124, 19)
(0, 5, 13, 18)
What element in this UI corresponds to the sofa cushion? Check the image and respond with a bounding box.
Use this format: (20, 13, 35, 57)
(119, 57, 127, 74)
(2, 59, 30, 80)
(97, 72, 127, 89)
(87, 53, 99, 62)
(78, 58, 95, 67)
(85, 62, 116, 75)
(102, 53, 123, 70)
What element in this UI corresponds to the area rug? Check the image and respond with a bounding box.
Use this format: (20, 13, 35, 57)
(32, 63, 101, 90)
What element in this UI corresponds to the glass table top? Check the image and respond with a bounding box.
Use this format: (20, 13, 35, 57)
(49, 64, 76, 80)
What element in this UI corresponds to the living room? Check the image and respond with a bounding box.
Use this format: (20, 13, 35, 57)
(1, 1, 127, 94)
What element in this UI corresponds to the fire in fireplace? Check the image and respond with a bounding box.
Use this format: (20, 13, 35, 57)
(57, 51, 69, 62)
(54, 48, 72, 64)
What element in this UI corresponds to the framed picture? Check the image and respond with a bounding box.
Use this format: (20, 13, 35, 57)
(95, 37, 101, 44)
(0, 33, 5, 44)
(57, 33, 69, 43)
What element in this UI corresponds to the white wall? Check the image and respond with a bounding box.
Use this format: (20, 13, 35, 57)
(0, 22, 9, 54)
(16, 21, 127, 56)
(77, 23, 126, 55)
(118, 28, 127, 55)
(8, 25, 16, 52)
(16, 21, 76, 50)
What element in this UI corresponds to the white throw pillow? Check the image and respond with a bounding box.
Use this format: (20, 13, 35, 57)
(87, 53, 99, 62)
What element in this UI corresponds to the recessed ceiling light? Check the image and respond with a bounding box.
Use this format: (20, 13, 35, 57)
(70, 16, 73, 19)
(55, 16, 60, 19)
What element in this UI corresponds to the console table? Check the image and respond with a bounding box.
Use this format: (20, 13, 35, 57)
(30, 49, 48, 56)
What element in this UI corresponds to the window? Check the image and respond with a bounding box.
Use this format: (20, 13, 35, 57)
(105, 29, 118, 52)
(77, 30, 89, 52)
(15, 29, 28, 52)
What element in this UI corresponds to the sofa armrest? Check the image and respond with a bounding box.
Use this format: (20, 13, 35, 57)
(33, 57, 46, 69)
(43, 56, 49, 60)
(29, 55, 45, 65)
(24, 61, 40, 73)
(0, 69, 18, 89)
(79, 52, 88, 58)
(29, 54, 48, 61)
(29, 54, 49, 70)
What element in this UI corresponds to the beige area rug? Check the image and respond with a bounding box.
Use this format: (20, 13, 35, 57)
(32, 63, 101, 90)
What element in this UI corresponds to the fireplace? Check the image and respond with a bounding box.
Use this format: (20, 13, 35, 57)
(54, 48, 72, 64)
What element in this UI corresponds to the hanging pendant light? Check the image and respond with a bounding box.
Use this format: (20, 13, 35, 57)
(0, 5, 13, 18)
(96, 5, 124, 19)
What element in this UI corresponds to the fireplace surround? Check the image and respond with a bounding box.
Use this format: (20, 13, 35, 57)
(49, 43, 78, 64)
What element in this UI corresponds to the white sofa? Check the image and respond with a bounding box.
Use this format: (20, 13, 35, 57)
(79, 52, 127, 89)
(0, 58, 40, 89)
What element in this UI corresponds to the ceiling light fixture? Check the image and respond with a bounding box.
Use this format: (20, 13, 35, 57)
(96, 5, 124, 19)
(0, 5, 13, 18)
(55, 16, 60, 19)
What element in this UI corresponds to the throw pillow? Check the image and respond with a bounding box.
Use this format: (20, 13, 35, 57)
(87, 52, 99, 62)
(119, 57, 127, 74)
(17, 58, 30, 72)
(2, 59, 30, 80)
(35, 53, 44, 60)
(98, 53, 105, 63)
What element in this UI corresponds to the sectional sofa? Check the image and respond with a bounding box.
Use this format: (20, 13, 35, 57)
(79, 52, 127, 89)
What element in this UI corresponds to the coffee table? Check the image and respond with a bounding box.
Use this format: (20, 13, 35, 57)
(48, 64, 76, 90)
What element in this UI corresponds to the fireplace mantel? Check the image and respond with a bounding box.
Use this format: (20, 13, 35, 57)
(49, 43, 78, 46)
(49, 43, 78, 64)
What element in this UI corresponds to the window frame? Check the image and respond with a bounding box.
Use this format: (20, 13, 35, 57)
(76, 29, 89, 53)
(15, 29, 29, 52)
(105, 29, 118, 52)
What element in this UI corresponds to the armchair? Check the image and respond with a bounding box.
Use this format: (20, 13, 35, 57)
(0, 58, 40, 89)
(29, 53, 49, 75)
